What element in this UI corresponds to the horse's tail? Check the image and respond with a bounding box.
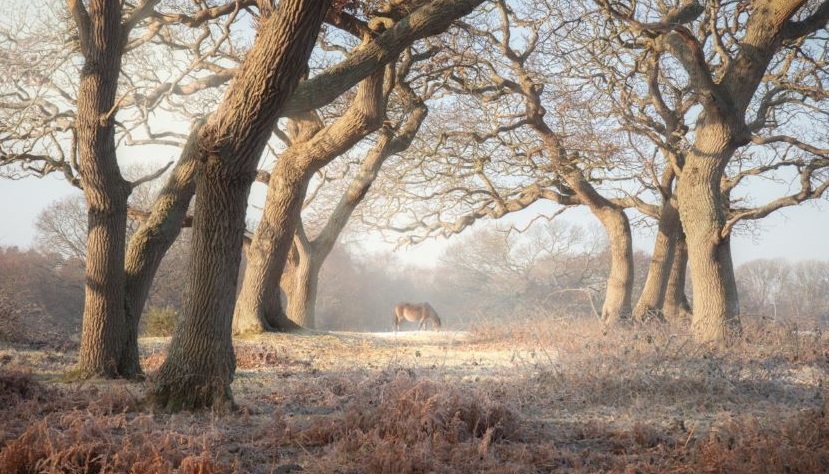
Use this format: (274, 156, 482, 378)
(393, 306, 400, 332)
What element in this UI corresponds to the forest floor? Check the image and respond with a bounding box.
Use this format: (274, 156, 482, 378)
(1, 317, 828, 473)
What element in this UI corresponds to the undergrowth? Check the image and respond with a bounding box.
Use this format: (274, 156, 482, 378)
(1, 316, 827, 473)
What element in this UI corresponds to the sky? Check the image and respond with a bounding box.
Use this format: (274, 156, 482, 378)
(1, 170, 827, 267)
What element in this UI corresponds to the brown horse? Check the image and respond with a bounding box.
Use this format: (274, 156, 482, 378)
(394, 303, 442, 332)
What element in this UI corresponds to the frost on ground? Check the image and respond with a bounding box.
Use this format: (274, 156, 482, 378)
(1, 317, 828, 473)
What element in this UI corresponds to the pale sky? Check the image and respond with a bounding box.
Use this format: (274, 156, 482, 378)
(1, 170, 827, 267)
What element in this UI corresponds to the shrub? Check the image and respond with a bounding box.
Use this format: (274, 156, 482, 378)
(0, 294, 73, 350)
(0, 294, 23, 344)
(141, 306, 180, 337)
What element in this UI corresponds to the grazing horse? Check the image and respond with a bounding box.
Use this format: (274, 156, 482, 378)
(394, 303, 442, 332)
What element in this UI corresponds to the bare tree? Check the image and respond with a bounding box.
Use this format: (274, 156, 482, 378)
(596, 0, 829, 341)
(427, 221, 610, 323)
(2, 0, 250, 377)
(149, 0, 332, 410)
(373, 1, 646, 323)
(234, 1, 489, 334)
(67, 0, 166, 378)
(277, 48, 432, 329)
(34, 194, 88, 262)
(736, 258, 790, 318)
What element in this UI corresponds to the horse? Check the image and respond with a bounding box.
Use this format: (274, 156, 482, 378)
(393, 303, 442, 332)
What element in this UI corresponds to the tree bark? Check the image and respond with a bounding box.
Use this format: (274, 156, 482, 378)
(233, 69, 385, 334)
(593, 206, 634, 323)
(72, 0, 133, 378)
(663, 231, 692, 323)
(152, 0, 330, 411)
(120, 124, 202, 376)
(633, 196, 681, 322)
(233, 156, 314, 334)
(283, 231, 319, 328)
(676, 123, 741, 342)
(151, 160, 245, 410)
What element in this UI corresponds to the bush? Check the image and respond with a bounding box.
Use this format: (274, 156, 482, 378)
(141, 306, 180, 337)
(0, 294, 74, 350)
(0, 294, 23, 344)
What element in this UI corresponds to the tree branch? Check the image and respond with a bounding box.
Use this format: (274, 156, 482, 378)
(129, 160, 174, 190)
(782, 0, 829, 39)
(283, 0, 485, 116)
(122, 0, 162, 39)
(66, 0, 91, 55)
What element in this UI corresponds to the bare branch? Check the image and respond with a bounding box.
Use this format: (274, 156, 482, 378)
(782, 1, 829, 39)
(66, 0, 91, 54)
(129, 160, 174, 190)
(122, 0, 162, 38)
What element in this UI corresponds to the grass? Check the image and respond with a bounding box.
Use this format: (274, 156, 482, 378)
(1, 316, 827, 473)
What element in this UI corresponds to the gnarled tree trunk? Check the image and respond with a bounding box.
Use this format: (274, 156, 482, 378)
(676, 123, 741, 342)
(283, 232, 319, 328)
(233, 155, 315, 334)
(234, 69, 385, 334)
(120, 124, 202, 376)
(592, 206, 634, 323)
(280, 95, 428, 328)
(633, 196, 681, 322)
(664, 231, 692, 323)
(151, 160, 246, 410)
(152, 0, 330, 411)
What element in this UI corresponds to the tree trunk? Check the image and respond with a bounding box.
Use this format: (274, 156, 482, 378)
(594, 206, 634, 323)
(79, 184, 130, 377)
(676, 125, 741, 342)
(281, 102, 428, 327)
(234, 158, 313, 334)
(152, 0, 330, 411)
(663, 232, 692, 323)
(633, 196, 680, 322)
(284, 235, 320, 328)
(73, 1, 133, 378)
(120, 125, 202, 376)
(667, 1, 809, 342)
(235, 109, 322, 334)
(530, 107, 634, 326)
(235, 0, 488, 333)
(151, 160, 245, 410)
(234, 69, 385, 334)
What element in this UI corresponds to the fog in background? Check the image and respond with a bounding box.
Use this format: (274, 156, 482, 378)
(3, 174, 827, 337)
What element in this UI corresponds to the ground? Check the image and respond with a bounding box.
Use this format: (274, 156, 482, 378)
(1, 317, 828, 473)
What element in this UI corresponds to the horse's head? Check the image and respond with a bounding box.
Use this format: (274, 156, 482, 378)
(431, 314, 442, 329)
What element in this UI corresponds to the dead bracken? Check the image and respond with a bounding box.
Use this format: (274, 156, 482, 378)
(1, 317, 828, 473)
